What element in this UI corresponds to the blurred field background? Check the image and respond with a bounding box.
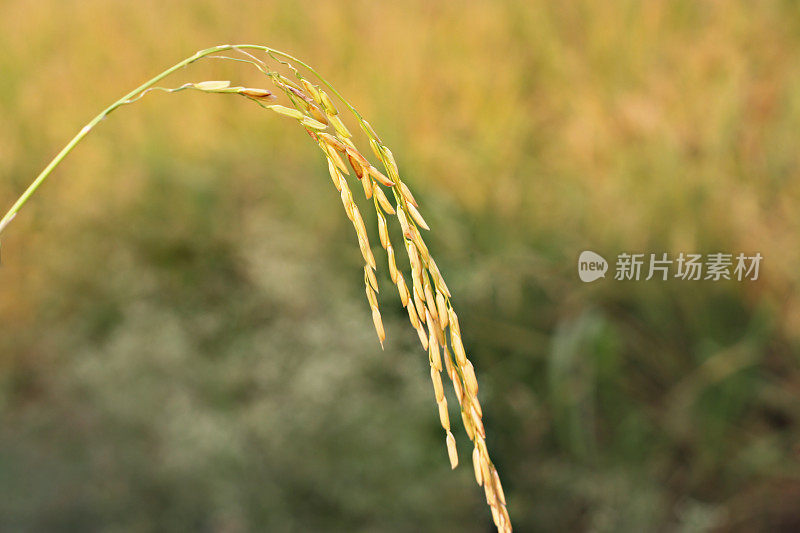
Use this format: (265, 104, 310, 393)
(1, 0, 800, 531)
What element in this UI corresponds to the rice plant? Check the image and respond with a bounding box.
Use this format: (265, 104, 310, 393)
(0, 44, 512, 532)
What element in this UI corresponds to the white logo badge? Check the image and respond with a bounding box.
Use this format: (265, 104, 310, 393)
(578, 250, 608, 282)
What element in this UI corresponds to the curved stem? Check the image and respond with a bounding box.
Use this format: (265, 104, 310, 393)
(0, 43, 374, 236)
(0, 46, 231, 233)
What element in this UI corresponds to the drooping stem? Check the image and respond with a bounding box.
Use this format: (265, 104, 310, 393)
(0, 45, 512, 531)
(0, 43, 349, 236)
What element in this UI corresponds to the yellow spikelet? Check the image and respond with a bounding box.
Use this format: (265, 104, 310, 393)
(301, 116, 327, 130)
(329, 114, 352, 138)
(398, 181, 418, 207)
(451, 331, 467, 366)
(300, 78, 321, 102)
(361, 175, 373, 199)
(472, 446, 483, 486)
(446, 431, 458, 469)
(463, 360, 478, 397)
(443, 344, 454, 376)
(267, 104, 305, 120)
(319, 90, 338, 115)
(438, 397, 450, 431)
(371, 308, 385, 348)
(396, 273, 410, 307)
(365, 265, 379, 292)
(492, 468, 506, 506)
(377, 211, 389, 248)
(436, 292, 449, 329)
(471, 406, 485, 439)
(429, 335, 442, 372)
(387, 245, 398, 283)
(367, 165, 394, 187)
(415, 323, 429, 350)
(407, 203, 430, 230)
(431, 367, 444, 402)
(374, 186, 395, 214)
(328, 160, 343, 191)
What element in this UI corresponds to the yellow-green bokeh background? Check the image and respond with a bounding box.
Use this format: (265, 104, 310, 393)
(1, 1, 800, 531)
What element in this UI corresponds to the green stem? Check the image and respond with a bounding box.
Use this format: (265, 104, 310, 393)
(0, 43, 353, 236)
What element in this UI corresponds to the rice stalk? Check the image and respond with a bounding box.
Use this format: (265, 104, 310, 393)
(0, 44, 512, 532)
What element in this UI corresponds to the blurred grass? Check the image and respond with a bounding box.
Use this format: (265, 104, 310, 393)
(1, 0, 800, 531)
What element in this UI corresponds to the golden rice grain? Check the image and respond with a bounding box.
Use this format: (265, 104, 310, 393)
(194, 80, 231, 90)
(361, 174, 373, 199)
(374, 186, 395, 214)
(415, 323, 429, 350)
(396, 272, 410, 307)
(461, 409, 475, 440)
(443, 347, 454, 377)
(275, 74, 302, 92)
(367, 165, 394, 187)
(238, 87, 275, 99)
(301, 116, 328, 130)
(430, 317, 445, 348)
(472, 397, 483, 418)
(267, 104, 305, 120)
(344, 145, 369, 168)
(414, 292, 427, 326)
(424, 282, 439, 324)
(300, 78, 321, 102)
(325, 142, 350, 174)
(406, 241, 421, 275)
(365, 285, 378, 309)
(329, 114, 352, 138)
(431, 367, 444, 402)
(446, 431, 458, 469)
(351, 205, 368, 241)
(377, 212, 389, 248)
(492, 468, 506, 506)
(428, 259, 450, 297)
(472, 446, 483, 486)
(450, 367, 463, 404)
(429, 340, 442, 372)
(369, 138, 383, 160)
(339, 185, 355, 220)
(409, 227, 430, 263)
(319, 132, 346, 152)
(483, 465, 496, 504)
(407, 203, 430, 230)
(381, 148, 400, 183)
(436, 292, 449, 329)
(451, 331, 467, 366)
(426, 310, 438, 347)
(371, 308, 385, 347)
(348, 154, 365, 180)
(397, 209, 412, 238)
(319, 90, 338, 114)
(448, 307, 461, 336)
(360, 119, 381, 142)
(327, 160, 343, 191)
(438, 396, 451, 431)
(387, 245, 398, 283)
(463, 360, 478, 397)
(358, 237, 376, 270)
(398, 181, 419, 207)
(308, 104, 328, 124)
(471, 406, 485, 439)
(365, 265, 379, 293)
